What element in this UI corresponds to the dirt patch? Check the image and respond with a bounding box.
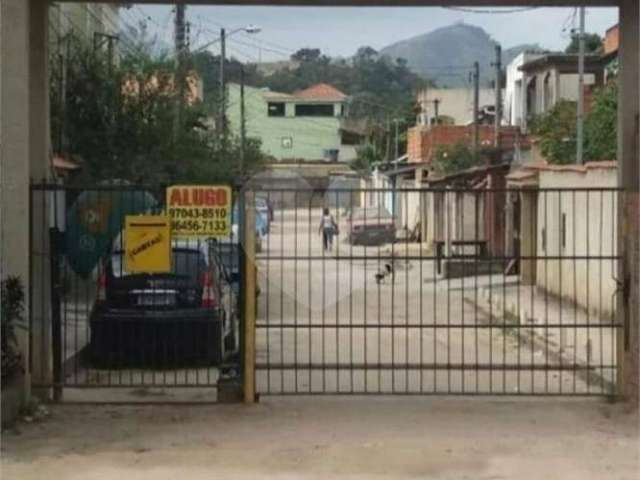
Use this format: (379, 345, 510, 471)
(1, 397, 638, 480)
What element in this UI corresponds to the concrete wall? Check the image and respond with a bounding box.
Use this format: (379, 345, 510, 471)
(1, 0, 52, 401)
(505, 52, 543, 126)
(416, 88, 496, 126)
(422, 190, 485, 253)
(525, 67, 595, 119)
(227, 84, 352, 162)
(535, 166, 618, 319)
(558, 73, 597, 102)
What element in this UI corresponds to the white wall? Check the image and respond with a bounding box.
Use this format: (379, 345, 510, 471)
(536, 166, 618, 319)
(504, 51, 543, 126)
(416, 88, 496, 126)
(558, 73, 596, 102)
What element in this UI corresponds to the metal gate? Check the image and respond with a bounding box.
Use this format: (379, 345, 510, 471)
(252, 186, 622, 396)
(29, 183, 242, 402)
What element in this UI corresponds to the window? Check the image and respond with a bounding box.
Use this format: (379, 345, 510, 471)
(295, 103, 334, 117)
(323, 149, 339, 162)
(281, 137, 293, 149)
(111, 250, 206, 280)
(341, 131, 362, 146)
(268, 102, 285, 117)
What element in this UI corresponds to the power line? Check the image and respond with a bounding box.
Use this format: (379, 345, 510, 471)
(228, 37, 291, 59)
(134, 5, 163, 30)
(238, 32, 295, 55)
(442, 7, 539, 14)
(196, 17, 295, 57)
(195, 25, 292, 59)
(227, 44, 259, 63)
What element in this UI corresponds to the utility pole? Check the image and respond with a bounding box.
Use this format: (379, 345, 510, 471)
(385, 115, 391, 163)
(174, 4, 187, 143)
(493, 44, 502, 149)
(58, 33, 71, 155)
(219, 27, 227, 150)
(93, 33, 119, 74)
(576, 6, 586, 165)
(473, 61, 480, 154)
(393, 118, 401, 160)
(240, 65, 246, 175)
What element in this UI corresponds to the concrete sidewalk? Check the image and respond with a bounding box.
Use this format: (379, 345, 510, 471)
(1, 397, 637, 480)
(464, 276, 617, 394)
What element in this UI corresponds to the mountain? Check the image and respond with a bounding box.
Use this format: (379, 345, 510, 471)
(379, 23, 541, 88)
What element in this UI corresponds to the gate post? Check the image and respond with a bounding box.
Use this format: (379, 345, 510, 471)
(49, 227, 63, 402)
(243, 190, 257, 403)
(617, 0, 639, 404)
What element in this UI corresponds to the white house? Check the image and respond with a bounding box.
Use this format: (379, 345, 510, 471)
(504, 51, 544, 127)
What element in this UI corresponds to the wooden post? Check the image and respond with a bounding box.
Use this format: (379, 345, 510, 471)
(243, 190, 257, 403)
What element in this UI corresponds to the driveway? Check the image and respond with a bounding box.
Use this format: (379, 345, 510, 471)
(1, 398, 637, 480)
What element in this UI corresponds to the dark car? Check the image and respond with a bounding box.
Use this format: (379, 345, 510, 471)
(209, 240, 240, 295)
(89, 239, 237, 367)
(346, 206, 396, 245)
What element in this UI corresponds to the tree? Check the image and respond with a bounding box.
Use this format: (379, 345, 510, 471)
(291, 48, 322, 64)
(528, 100, 578, 164)
(50, 35, 264, 185)
(431, 143, 482, 175)
(584, 83, 617, 161)
(565, 32, 603, 54)
(351, 143, 382, 173)
(529, 85, 618, 165)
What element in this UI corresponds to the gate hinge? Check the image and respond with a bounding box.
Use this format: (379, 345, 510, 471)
(613, 275, 631, 351)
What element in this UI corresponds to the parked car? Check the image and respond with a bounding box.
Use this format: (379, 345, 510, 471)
(89, 238, 237, 367)
(209, 240, 241, 297)
(346, 206, 396, 245)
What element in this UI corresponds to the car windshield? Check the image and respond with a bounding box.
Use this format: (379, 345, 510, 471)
(351, 207, 392, 220)
(110, 249, 207, 280)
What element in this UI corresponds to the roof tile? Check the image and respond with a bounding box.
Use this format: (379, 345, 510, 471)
(294, 83, 347, 101)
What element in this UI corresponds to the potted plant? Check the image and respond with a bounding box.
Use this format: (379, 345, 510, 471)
(1, 276, 26, 427)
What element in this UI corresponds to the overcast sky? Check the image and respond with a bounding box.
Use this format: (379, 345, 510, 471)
(123, 5, 618, 62)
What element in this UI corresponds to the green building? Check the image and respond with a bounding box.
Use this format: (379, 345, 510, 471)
(227, 83, 363, 163)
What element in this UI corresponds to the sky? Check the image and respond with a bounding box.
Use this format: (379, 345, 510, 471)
(122, 5, 618, 63)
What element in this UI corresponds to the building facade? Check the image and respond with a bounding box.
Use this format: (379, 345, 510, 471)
(504, 51, 544, 127)
(227, 83, 361, 163)
(416, 87, 496, 126)
(49, 3, 120, 48)
(516, 54, 603, 131)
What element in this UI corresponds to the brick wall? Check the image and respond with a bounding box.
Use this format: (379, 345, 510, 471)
(407, 125, 526, 164)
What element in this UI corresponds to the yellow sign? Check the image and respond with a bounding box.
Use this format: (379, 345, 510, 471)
(166, 185, 231, 238)
(124, 215, 172, 273)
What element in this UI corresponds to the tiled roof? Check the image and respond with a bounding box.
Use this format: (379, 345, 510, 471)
(294, 83, 347, 101)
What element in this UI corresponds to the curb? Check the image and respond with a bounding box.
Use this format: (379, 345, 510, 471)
(465, 295, 616, 395)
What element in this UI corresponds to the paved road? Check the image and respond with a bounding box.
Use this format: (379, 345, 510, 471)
(255, 207, 605, 395)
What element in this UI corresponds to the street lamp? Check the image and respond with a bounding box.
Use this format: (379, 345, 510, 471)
(213, 26, 262, 152)
(191, 24, 261, 54)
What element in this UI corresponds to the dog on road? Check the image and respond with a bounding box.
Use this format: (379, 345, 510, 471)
(374, 262, 394, 284)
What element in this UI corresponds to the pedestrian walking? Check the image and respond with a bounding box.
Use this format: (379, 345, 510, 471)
(319, 207, 338, 252)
